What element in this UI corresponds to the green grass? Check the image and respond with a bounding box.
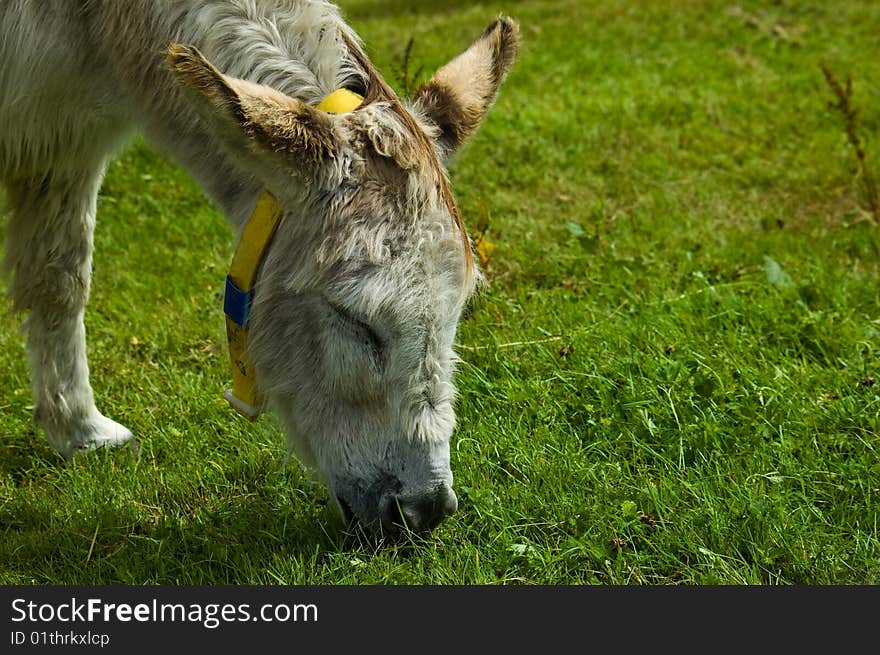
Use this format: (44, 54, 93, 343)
(2, 0, 879, 584)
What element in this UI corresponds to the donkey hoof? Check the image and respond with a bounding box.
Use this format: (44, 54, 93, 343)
(55, 414, 136, 460)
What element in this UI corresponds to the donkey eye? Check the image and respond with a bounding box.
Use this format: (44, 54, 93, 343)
(327, 301, 385, 364)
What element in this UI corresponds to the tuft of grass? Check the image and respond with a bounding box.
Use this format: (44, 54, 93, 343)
(1, 0, 879, 585)
(392, 36, 426, 97)
(820, 62, 880, 224)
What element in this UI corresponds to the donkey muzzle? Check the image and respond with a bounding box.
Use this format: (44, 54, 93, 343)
(378, 483, 458, 534)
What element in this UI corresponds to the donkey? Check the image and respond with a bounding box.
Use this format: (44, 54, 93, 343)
(0, 1, 518, 535)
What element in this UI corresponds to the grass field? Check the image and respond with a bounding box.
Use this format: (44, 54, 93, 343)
(1, 0, 878, 584)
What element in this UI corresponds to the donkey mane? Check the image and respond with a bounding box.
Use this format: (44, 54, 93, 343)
(169, 0, 365, 102)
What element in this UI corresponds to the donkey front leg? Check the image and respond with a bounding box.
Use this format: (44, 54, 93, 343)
(4, 171, 134, 459)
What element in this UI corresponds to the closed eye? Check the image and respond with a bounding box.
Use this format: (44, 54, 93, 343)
(326, 300, 385, 367)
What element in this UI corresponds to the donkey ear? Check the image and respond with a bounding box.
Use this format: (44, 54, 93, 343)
(167, 44, 338, 165)
(412, 17, 519, 158)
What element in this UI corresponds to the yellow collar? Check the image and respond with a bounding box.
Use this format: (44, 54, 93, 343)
(223, 89, 363, 419)
(316, 87, 365, 114)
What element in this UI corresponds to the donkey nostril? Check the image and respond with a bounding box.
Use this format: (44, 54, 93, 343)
(400, 502, 423, 531)
(379, 495, 407, 533)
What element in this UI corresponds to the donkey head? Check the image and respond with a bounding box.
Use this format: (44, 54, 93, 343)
(169, 18, 519, 536)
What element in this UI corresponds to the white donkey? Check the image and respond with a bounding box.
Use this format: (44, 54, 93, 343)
(0, 1, 518, 535)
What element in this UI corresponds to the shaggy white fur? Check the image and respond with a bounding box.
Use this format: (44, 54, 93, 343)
(0, 0, 518, 533)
